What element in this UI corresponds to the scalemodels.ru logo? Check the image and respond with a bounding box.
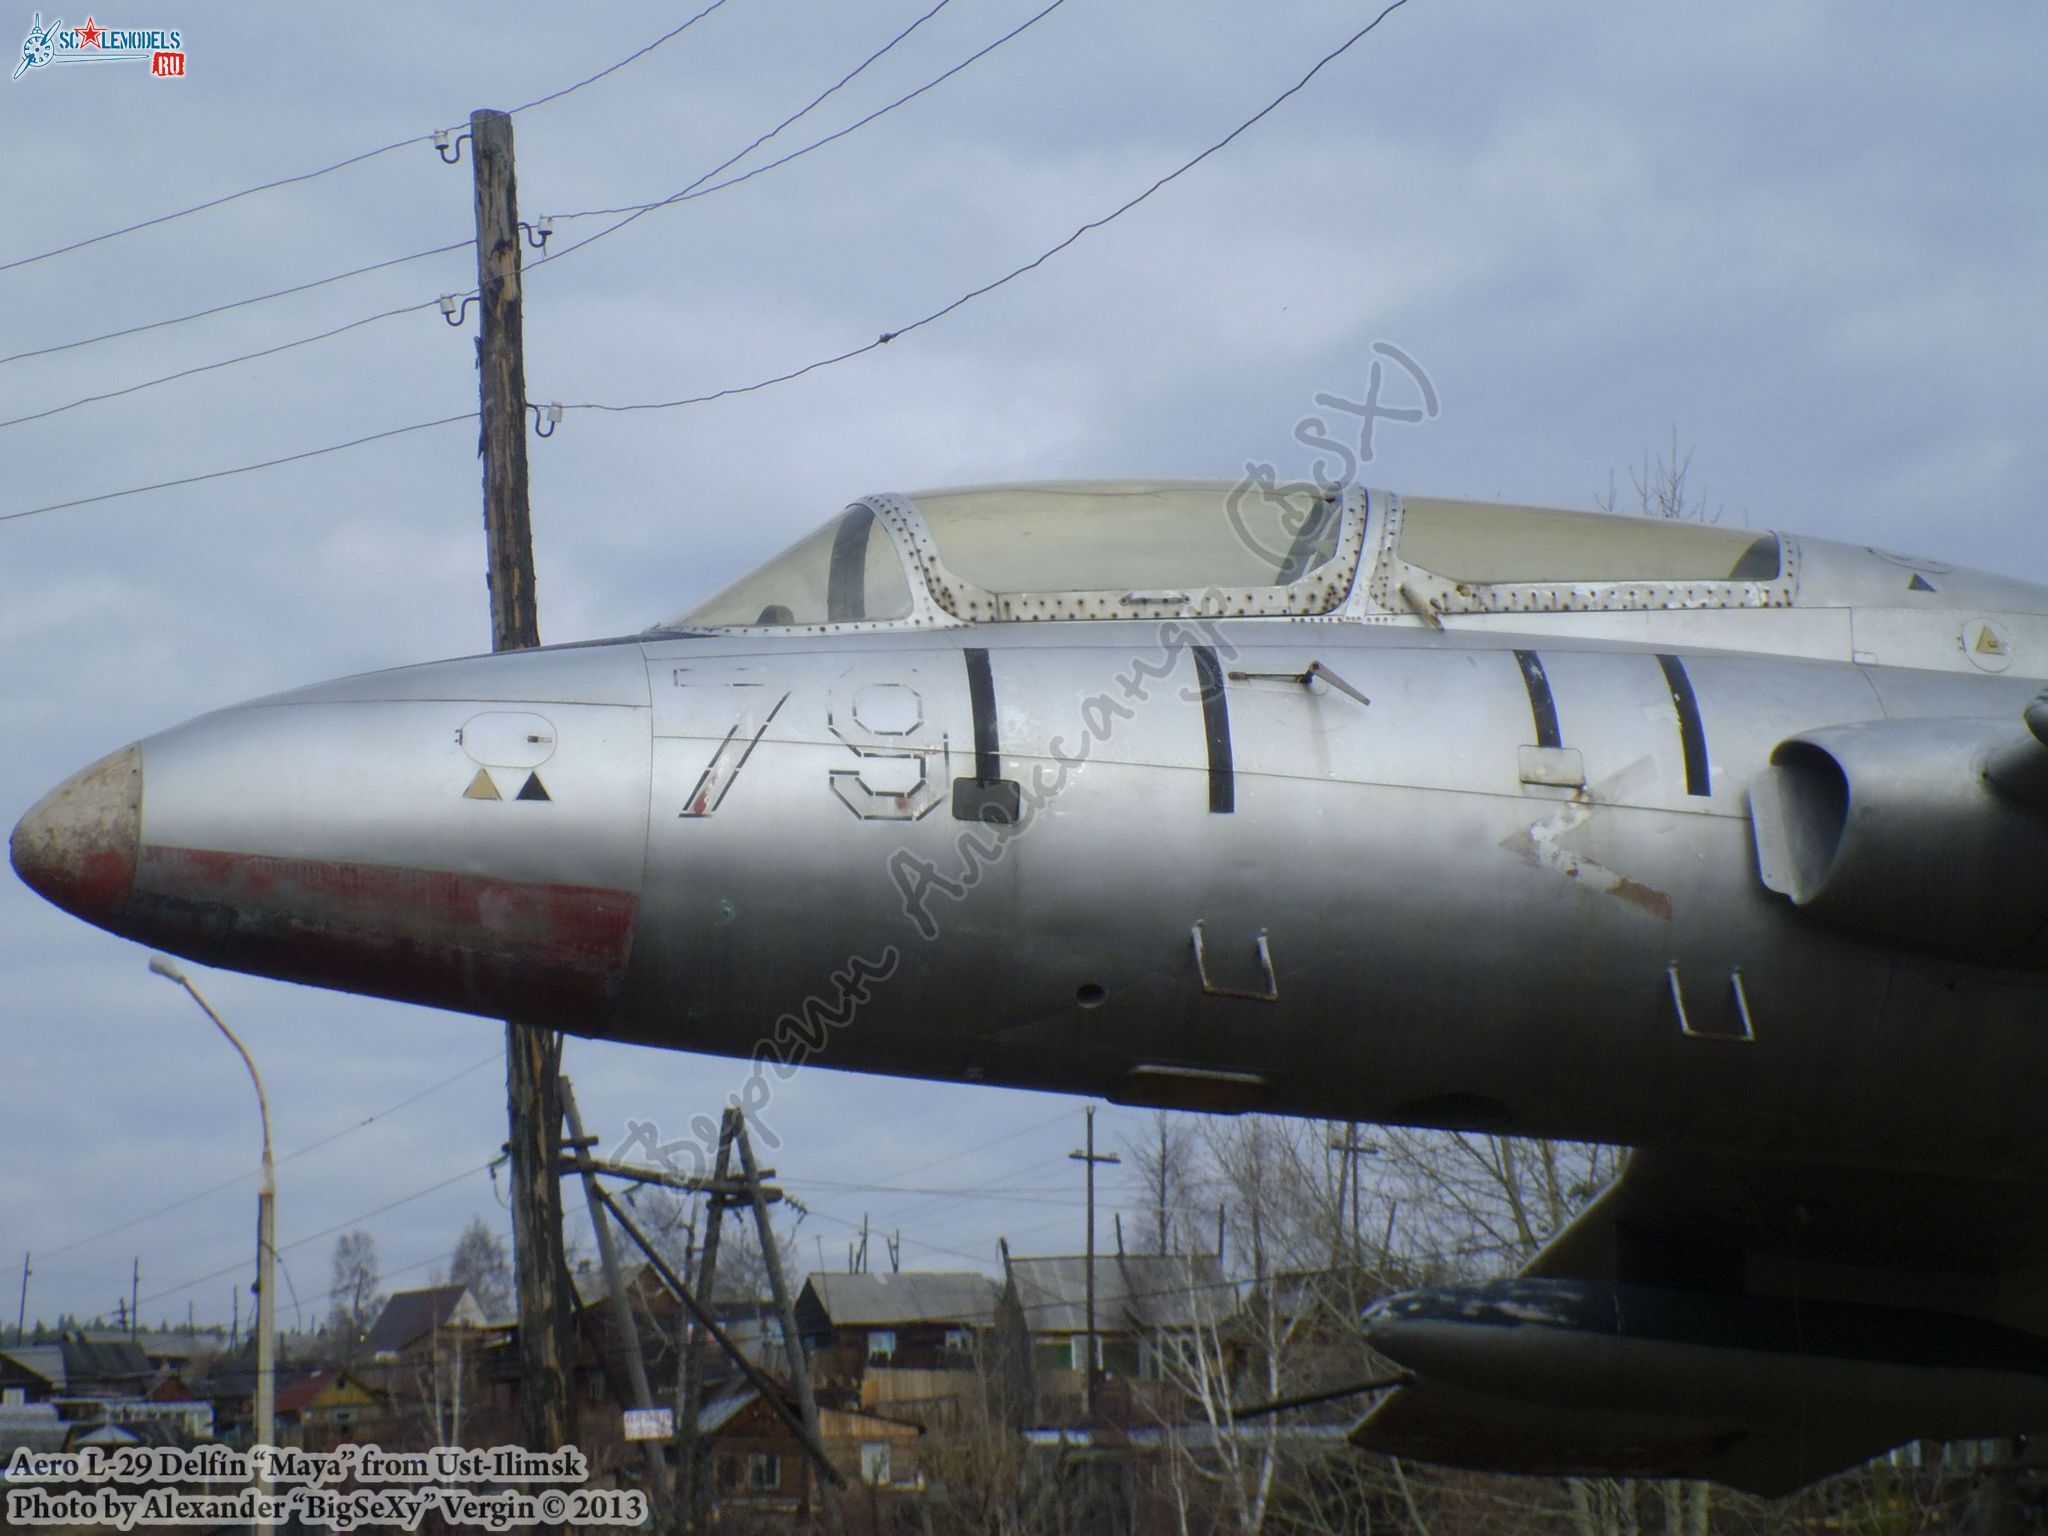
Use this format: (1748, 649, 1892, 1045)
(13, 12, 185, 80)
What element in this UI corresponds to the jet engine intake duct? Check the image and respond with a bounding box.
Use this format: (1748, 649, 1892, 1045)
(1750, 713, 2048, 966)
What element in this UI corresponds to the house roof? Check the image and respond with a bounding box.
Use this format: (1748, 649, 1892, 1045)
(198, 1345, 321, 1403)
(75, 1424, 141, 1447)
(697, 1387, 759, 1436)
(274, 1370, 335, 1416)
(798, 1271, 1000, 1328)
(58, 1335, 153, 1387)
(1007, 1253, 1235, 1334)
(3, 1336, 154, 1392)
(79, 1329, 211, 1363)
(0, 1346, 65, 1389)
(364, 1284, 476, 1357)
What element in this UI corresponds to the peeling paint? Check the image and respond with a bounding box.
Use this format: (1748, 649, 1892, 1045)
(1504, 800, 1672, 921)
(127, 845, 637, 1021)
(9, 743, 142, 924)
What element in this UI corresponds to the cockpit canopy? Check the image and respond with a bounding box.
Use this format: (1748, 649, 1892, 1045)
(1395, 498, 1780, 586)
(663, 480, 1812, 632)
(668, 480, 1360, 630)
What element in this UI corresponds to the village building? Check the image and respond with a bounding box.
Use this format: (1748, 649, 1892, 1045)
(795, 1271, 999, 1425)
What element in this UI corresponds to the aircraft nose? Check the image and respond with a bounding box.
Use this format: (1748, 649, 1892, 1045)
(10, 743, 143, 927)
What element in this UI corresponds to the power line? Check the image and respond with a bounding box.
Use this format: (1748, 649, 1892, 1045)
(0, 133, 438, 279)
(0, 2, 741, 278)
(0, 411, 474, 525)
(0, 2, 1411, 521)
(869, 1105, 1077, 1187)
(787, 1175, 1079, 1220)
(503, 0, 738, 116)
(0, 0, 979, 430)
(856, 1152, 1079, 1231)
(31, 1053, 502, 1265)
(533, 0, 991, 266)
(557, 0, 1412, 416)
(0, 297, 450, 432)
(136, 1158, 499, 1310)
(0, 239, 471, 369)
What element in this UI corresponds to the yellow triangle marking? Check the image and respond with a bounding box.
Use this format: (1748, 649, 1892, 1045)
(463, 768, 502, 801)
(1975, 626, 2007, 655)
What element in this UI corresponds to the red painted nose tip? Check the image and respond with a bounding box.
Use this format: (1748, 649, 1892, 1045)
(10, 743, 142, 927)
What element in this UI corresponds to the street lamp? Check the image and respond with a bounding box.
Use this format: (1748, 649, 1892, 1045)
(148, 956, 275, 1520)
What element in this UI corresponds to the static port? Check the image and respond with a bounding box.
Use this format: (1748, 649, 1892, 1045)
(1076, 983, 1107, 1009)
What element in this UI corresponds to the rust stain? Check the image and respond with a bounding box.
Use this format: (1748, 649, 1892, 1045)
(131, 845, 637, 1022)
(1611, 876, 1674, 921)
(10, 743, 142, 924)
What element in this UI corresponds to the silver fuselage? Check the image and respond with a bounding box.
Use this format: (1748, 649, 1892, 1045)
(66, 614, 2047, 1182)
(15, 486, 2048, 1189)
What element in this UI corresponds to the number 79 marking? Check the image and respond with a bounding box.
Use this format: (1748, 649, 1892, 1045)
(678, 687, 791, 818)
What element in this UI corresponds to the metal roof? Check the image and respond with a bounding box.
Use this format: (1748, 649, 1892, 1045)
(0, 1346, 65, 1389)
(2, 1338, 153, 1391)
(364, 1284, 476, 1358)
(1007, 1254, 1235, 1334)
(697, 1387, 759, 1436)
(799, 1271, 1001, 1328)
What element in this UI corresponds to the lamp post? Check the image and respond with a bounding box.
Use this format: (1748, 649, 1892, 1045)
(149, 957, 274, 1526)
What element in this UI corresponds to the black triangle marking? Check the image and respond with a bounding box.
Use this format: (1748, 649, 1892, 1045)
(1908, 573, 1937, 593)
(517, 772, 552, 802)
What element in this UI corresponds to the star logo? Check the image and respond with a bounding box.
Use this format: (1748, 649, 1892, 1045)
(75, 15, 100, 46)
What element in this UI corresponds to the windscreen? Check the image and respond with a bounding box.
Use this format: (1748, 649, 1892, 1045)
(910, 482, 1343, 598)
(1399, 498, 1781, 584)
(668, 506, 914, 627)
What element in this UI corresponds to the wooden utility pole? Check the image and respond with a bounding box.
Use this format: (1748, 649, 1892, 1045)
(1068, 1106, 1120, 1418)
(736, 1115, 840, 1534)
(470, 106, 540, 653)
(17, 1252, 29, 1343)
(469, 104, 570, 1462)
(561, 1079, 669, 1527)
(1329, 1122, 1378, 1260)
(676, 1109, 738, 1534)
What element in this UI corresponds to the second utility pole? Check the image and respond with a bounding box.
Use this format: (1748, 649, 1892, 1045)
(1069, 1106, 1119, 1418)
(470, 104, 571, 1462)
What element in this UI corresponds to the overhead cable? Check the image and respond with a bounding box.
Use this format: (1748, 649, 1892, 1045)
(503, 0, 738, 116)
(0, 0, 975, 422)
(558, 0, 1412, 416)
(0, 297, 449, 432)
(29, 1052, 502, 1264)
(533, 0, 999, 267)
(0, 412, 474, 524)
(0, 240, 472, 368)
(0, 0, 740, 277)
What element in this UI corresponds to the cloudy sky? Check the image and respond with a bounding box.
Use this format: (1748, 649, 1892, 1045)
(2, 0, 2042, 1331)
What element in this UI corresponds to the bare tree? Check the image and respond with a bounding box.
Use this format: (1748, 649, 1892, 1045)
(1124, 1111, 1205, 1256)
(1375, 1130, 1621, 1278)
(449, 1215, 512, 1320)
(622, 1184, 694, 1275)
(1597, 426, 1722, 524)
(326, 1229, 382, 1360)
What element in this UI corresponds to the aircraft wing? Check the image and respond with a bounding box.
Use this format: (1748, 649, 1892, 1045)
(1355, 1149, 2048, 1495)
